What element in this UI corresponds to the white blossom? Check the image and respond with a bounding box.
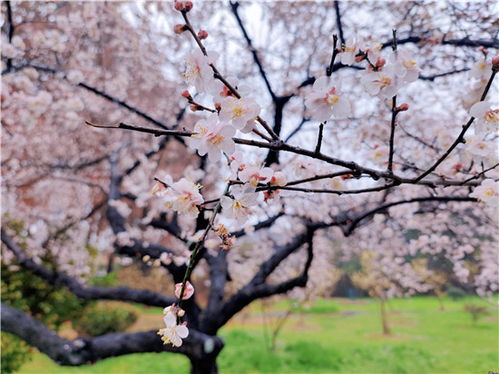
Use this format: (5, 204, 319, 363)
(305, 76, 351, 121)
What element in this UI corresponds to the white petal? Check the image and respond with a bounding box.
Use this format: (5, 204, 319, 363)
(176, 325, 189, 339)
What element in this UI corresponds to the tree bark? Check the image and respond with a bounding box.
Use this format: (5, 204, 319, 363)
(380, 298, 391, 335)
(190, 356, 219, 374)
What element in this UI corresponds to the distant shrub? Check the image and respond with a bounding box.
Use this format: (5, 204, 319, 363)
(446, 286, 467, 300)
(293, 301, 339, 314)
(1, 333, 32, 374)
(73, 303, 138, 337)
(463, 304, 488, 326)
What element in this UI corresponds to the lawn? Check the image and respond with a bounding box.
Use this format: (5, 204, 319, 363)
(16, 296, 498, 374)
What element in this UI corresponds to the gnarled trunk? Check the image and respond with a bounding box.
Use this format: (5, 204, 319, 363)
(190, 356, 219, 374)
(187, 332, 224, 374)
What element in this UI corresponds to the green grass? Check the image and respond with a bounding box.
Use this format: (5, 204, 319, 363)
(15, 296, 498, 374)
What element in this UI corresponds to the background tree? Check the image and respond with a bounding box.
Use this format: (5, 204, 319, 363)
(1, 1, 498, 373)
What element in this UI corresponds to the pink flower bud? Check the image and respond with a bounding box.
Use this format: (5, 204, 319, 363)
(375, 57, 386, 68)
(397, 103, 409, 112)
(270, 171, 287, 187)
(174, 1, 184, 11)
(174, 24, 187, 34)
(175, 281, 194, 300)
(214, 102, 222, 111)
(197, 30, 208, 40)
(354, 55, 365, 63)
(181, 90, 192, 99)
(492, 56, 499, 68)
(184, 1, 193, 11)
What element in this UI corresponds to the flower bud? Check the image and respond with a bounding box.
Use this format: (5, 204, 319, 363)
(190, 103, 200, 111)
(197, 30, 208, 40)
(375, 57, 386, 68)
(492, 56, 499, 68)
(174, 1, 184, 11)
(214, 102, 222, 112)
(397, 103, 409, 112)
(184, 1, 193, 11)
(354, 54, 365, 63)
(181, 90, 192, 99)
(174, 24, 187, 34)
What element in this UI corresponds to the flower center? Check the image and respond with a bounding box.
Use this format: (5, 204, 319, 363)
(378, 76, 392, 88)
(207, 133, 225, 145)
(485, 110, 498, 123)
(403, 60, 417, 69)
(232, 107, 245, 119)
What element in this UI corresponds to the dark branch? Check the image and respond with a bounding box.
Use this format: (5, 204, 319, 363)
(333, 1, 345, 45)
(229, 1, 276, 100)
(342, 196, 477, 236)
(1, 230, 175, 307)
(1, 303, 223, 365)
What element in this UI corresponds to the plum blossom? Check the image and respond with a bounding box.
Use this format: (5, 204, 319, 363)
(269, 171, 287, 187)
(464, 134, 494, 160)
(183, 50, 218, 95)
(219, 96, 260, 130)
(239, 165, 273, 187)
(360, 39, 382, 61)
(391, 50, 420, 83)
(305, 76, 351, 121)
(161, 177, 204, 218)
(469, 101, 498, 134)
(189, 114, 235, 161)
(221, 186, 259, 224)
(361, 68, 398, 98)
(371, 145, 389, 166)
(470, 179, 498, 208)
(340, 37, 359, 66)
(175, 280, 195, 300)
(470, 60, 492, 81)
(228, 151, 248, 179)
(158, 306, 189, 347)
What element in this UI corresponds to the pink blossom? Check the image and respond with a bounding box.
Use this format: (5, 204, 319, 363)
(221, 186, 259, 224)
(175, 281, 195, 300)
(158, 306, 189, 347)
(469, 101, 498, 134)
(163, 178, 204, 218)
(183, 50, 218, 95)
(269, 171, 287, 187)
(340, 37, 359, 66)
(239, 165, 273, 187)
(189, 114, 235, 161)
(219, 96, 260, 130)
(470, 179, 498, 208)
(305, 76, 351, 121)
(361, 68, 399, 98)
(391, 50, 420, 83)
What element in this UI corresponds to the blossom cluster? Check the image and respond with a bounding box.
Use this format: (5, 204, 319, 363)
(157, 305, 189, 347)
(305, 39, 421, 122)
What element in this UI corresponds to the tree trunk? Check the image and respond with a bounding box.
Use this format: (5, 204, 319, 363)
(190, 357, 218, 374)
(436, 295, 445, 311)
(380, 298, 391, 335)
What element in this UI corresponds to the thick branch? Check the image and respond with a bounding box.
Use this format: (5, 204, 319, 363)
(217, 229, 315, 328)
(1, 230, 175, 307)
(341, 196, 477, 235)
(1, 303, 223, 365)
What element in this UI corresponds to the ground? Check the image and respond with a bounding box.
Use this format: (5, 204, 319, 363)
(16, 296, 498, 374)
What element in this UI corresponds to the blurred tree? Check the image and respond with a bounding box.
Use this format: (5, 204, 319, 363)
(1, 1, 498, 373)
